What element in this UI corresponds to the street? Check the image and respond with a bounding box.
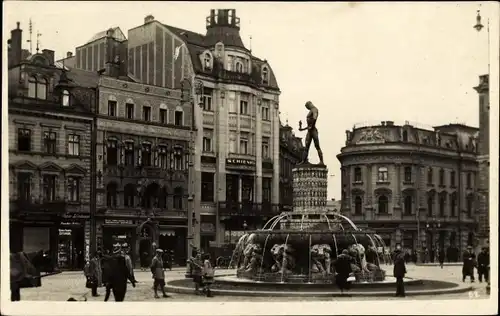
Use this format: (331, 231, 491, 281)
(17, 264, 489, 302)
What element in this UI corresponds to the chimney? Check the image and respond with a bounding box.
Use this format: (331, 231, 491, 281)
(144, 15, 155, 24)
(386, 121, 394, 126)
(381, 121, 386, 126)
(67, 51, 73, 58)
(42, 49, 55, 65)
(10, 22, 22, 66)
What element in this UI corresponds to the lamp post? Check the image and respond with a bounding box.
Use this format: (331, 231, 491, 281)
(425, 218, 441, 262)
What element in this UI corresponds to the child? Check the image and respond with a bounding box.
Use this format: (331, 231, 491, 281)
(201, 253, 215, 297)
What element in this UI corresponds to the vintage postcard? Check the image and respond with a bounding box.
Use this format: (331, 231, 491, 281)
(1, 1, 498, 315)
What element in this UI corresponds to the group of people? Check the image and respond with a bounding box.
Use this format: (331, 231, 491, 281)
(186, 247, 215, 297)
(334, 244, 408, 297)
(461, 246, 490, 283)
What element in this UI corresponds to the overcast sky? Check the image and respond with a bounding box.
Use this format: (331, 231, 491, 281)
(4, 1, 497, 199)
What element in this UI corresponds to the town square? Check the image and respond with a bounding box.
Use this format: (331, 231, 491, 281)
(2, 1, 497, 315)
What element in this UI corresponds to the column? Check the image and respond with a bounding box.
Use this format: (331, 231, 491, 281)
(395, 163, 401, 207)
(193, 82, 203, 250)
(271, 100, 280, 204)
(255, 95, 263, 203)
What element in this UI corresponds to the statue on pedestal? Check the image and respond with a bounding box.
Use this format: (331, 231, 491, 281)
(298, 101, 324, 165)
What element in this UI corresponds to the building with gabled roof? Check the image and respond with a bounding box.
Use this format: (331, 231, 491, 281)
(7, 22, 98, 270)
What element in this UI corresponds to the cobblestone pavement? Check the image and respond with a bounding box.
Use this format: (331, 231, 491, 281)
(18, 264, 489, 302)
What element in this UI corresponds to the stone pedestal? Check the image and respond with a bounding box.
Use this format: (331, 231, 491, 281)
(292, 164, 328, 212)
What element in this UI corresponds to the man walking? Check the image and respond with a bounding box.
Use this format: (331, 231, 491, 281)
(151, 249, 170, 298)
(393, 244, 407, 297)
(103, 244, 136, 302)
(87, 251, 103, 297)
(477, 247, 489, 283)
(462, 245, 476, 283)
(122, 243, 136, 284)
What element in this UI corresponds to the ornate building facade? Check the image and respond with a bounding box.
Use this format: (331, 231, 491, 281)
(124, 10, 282, 249)
(8, 22, 97, 270)
(337, 121, 478, 261)
(279, 122, 304, 211)
(474, 74, 489, 250)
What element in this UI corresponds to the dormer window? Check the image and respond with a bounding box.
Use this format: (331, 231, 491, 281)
(28, 75, 47, 100)
(235, 61, 243, 73)
(262, 66, 269, 85)
(204, 53, 212, 70)
(62, 90, 70, 106)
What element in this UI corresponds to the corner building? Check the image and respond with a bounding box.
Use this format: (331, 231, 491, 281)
(126, 10, 281, 248)
(337, 121, 478, 261)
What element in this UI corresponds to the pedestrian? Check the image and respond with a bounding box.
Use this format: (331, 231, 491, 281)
(477, 247, 489, 283)
(122, 243, 136, 284)
(188, 250, 204, 295)
(85, 251, 103, 297)
(140, 251, 149, 271)
(151, 249, 170, 298)
(201, 253, 215, 297)
(462, 245, 476, 283)
(393, 244, 407, 297)
(10, 252, 39, 301)
(102, 243, 136, 302)
(438, 248, 445, 269)
(333, 249, 354, 294)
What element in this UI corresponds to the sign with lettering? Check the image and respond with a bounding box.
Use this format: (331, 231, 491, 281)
(60, 221, 82, 226)
(105, 219, 134, 225)
(58, 229, 72, 236)
(64, 213, 90, 220)
(226, 158, 256, 166)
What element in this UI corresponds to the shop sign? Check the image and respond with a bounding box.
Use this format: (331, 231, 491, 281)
(105, 219, 134, 225)
(58, 229, 72, 236)
(60, 221, 82, 227)
(64, 213, 90, 220)
(226, 158, 256, 167)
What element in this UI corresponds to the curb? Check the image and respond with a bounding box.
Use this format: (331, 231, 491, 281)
(165, 281, 473, 298)
(415, 263, 463, 267)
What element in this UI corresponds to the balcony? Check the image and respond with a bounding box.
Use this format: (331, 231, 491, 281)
(218, 202, 281, 217)
(10, 198, 67, 218)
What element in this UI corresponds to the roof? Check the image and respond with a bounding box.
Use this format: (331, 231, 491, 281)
(87, 27, 126, 44)
(64, 67, 100, 88)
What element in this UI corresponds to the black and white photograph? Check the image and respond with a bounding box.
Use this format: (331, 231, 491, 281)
(1, 1, 498, 315)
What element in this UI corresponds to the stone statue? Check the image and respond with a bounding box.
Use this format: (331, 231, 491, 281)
(298, 101, 324, 165)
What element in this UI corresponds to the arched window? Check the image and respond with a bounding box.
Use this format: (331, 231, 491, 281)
(404, 195, 412, 215)
(378, 195, 388, 214)
(62, 90, 70, 106)
(123, 183, 136, 207)
(235, 61, 243, 73)
(106, 182, 118, 208)
(204, 53, 212, 69)
(174, 106, 184, 126)
(28, 76, 37, 98)
(173, 187, 184, 209)
(262, 66, 269, 84)
(354, 196, 363, 215)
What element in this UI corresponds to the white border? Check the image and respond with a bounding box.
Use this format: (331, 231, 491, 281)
(1, 2, 498, 316)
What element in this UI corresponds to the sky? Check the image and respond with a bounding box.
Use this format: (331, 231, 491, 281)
(4, 1, 497, 199)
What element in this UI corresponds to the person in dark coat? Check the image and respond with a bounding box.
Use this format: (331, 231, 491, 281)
(10, 252, 39, 301)
(438, 248, 445, 269)
(333, 249, 354, 294)
(86, 251, 103, 297)
(102, 244, 136, 302)
(477, 247, 489, 283)
(462, 246, 476, 283)
(393, 244, 407, 297)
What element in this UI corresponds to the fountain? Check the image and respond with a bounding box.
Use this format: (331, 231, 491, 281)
(231, 164, 387, 284)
